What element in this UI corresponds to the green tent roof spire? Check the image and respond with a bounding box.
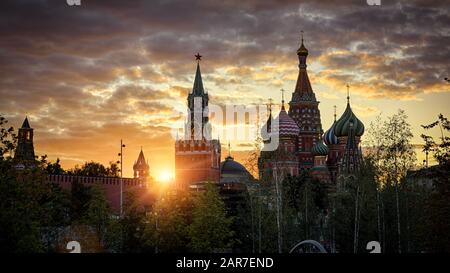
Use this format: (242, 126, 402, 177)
(192, 53, 205, 95)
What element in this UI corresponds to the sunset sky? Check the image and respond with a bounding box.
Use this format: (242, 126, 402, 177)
(0, 0, 449, 178)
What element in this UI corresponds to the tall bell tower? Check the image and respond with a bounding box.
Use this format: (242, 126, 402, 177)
(288, 33, 322, 170)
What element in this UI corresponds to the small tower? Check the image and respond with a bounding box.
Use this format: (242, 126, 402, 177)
(14, 117, 36, 167)
(133, 148, 150, 182)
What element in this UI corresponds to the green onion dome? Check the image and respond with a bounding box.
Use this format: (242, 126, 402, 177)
(312, 139, 329, 156)
(334, 102, 365, 137)
(323, 122, 338, 145)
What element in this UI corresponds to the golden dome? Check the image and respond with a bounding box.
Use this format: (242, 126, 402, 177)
(297, 41, 308, 56)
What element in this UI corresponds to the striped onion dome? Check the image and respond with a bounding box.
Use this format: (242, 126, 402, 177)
(312, 139, 329, 156)
(323, 122, 338, 145)
(273, 107, 300, 137)
(334, 102, 365, 137)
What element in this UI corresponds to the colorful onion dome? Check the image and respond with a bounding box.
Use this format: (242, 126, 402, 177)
(272, 107, 300, 137)
(323, 122, 338, 145)
(312, 139, 329, 156)
(334, 102, 365, 137)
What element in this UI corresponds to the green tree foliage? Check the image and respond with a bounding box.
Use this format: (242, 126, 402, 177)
(421, 114, 450, 165)
(1, 116, 122, 252)
(68, 161, 120, 177)
(283, 172, 327, 249)
(82, 185, 112, 245)
(119, 197, 149, 253)
(233, 202, 253, 253)
(330, 159, 378, 253)
(41, 156, 66, 175)
(425, 164, 450, 252)
(398, 174, 430, 252)
(0, 115, 16, 160)
(249, 171, 329, 253)
(364, 109, 416, 253)
(4, 109, 449, 253)
(420, 114, 450, 252)
(188, 183, 234, 253)
(249, 184, 278, 253)
(70, 179, 92, 222)
(0, 117, 70, 252)
(0, 166, 50, 252)
(148, 190, 192, 253)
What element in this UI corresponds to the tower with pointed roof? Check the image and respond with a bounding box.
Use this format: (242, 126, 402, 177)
(133, 148, 150, 182)
(184, 52, 211, 141)
(175, 54, 221, 189)
(288, 33, 322, 170)
(14, 117, 36, 167)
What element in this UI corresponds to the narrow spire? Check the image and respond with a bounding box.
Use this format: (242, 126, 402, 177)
(228, 142, 231, 157)
(317, 125, 323, 139)
(296, 30, 308, 56)
(346, 84, 350, 104)
(293, 31, 314, 100)
(267, 98, 273, 117)
(333, 105, 337, 122)
(192, 53, 205, 95)
(280, 88, 285, 110)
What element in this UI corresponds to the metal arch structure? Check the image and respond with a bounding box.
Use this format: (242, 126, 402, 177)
(289, 240, 327, 253)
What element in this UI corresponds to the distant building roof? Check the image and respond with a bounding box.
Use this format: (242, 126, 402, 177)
(221, 156, 248, 175)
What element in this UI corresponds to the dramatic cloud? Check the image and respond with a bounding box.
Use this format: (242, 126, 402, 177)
(0, 0, 448, 175)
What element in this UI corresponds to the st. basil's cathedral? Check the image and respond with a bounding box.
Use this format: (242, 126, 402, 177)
(12, 35, 365, 214)
(175, 36, 365, 190)
(258, 36, 365, 189)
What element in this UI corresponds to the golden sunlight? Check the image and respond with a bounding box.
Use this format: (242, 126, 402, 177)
(156, 170, 174, 183)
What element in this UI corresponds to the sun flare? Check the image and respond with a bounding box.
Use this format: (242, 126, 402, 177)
(157, 170, 174, 183)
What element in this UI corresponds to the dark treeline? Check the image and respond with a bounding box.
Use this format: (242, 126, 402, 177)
(0, 112, 449, 253)
(0, 115, 236, 253)
(247, 110, 450, 253)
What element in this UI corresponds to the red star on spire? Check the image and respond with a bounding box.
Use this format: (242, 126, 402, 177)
(195, 53, 202, 61)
